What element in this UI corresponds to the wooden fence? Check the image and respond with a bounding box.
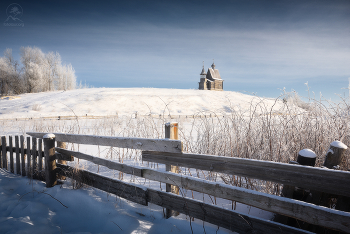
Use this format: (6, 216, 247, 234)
(1, 128, 350, 233)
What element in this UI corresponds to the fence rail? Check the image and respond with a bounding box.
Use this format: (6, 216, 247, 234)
(0, 129, 349, 233)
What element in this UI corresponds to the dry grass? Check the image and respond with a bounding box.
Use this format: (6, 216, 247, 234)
(1, 92, 349, 196)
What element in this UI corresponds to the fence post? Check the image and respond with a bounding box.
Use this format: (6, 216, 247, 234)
(15, 136, 20, 175)
(44, 134, 57, 187)
(323, 140, 347, 169)
(165, 122, 180, 218)
(2, 136, 7, 170)
(322, 141, 349, 212)
(26, 137, 31, 178)
(57, 141, 67, 180)
(32, 137, 37, 179)
(20, 136, 25, 176)
(9, 136, 14, 173)
(276, 149, 316, 225)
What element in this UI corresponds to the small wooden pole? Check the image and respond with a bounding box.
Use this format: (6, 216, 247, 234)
(32, 137, 37, 178)
(15, 136, 20, 175)
(57, 141, 67, 180)
(44, 134, 57, 187)
(9, 136, 14, 173)
(165, 122, 180, 219)
(2, 136, 7, 170)
(26, 137, 31, 178)
(20, 135, 25, 176)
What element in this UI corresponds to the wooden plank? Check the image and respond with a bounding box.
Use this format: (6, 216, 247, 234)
(32, 137, 37, 178)
(2, 136, 7, 170)
(55, 153, 74, 161)
(56, 163, 148, 205)
(15, 136, 20, 175)
(26, 137, 31, 178)
(27, 132, 182, 153)
(142, 151, 350, 197)
(147, 188, 311, 234)
(9, 136, 14, 173)
(142, 169, 350, 233)
(20, 136, 25, 176)
(55, 148, 142, 177)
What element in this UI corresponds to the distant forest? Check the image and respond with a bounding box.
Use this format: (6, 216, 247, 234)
(0, 46, 76, 96)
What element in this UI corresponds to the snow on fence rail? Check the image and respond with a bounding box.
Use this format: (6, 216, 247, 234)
(1, 126, 350, 233)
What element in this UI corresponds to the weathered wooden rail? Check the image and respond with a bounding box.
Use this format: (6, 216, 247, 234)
(1, 128, 350, 233)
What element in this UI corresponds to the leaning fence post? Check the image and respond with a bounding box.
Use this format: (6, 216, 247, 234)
(165, 122, 180, 218)
(44, 134, 57, 187)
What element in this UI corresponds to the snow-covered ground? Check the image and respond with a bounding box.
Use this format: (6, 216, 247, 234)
(0, 88, 286, 119)
(0, 88, 284, 234)
(0, 168, 233, 234)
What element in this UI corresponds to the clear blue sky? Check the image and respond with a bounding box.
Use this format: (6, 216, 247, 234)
(0, 0, 349, 100)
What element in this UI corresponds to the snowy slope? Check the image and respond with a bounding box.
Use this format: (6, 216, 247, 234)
(0, 88, 286, 119)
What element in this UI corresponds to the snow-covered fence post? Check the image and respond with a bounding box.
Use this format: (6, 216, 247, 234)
(165, 122, 180, 218)
(57, 141, 67, 180)
(44, 134, 57, 187)
(323, 141, 348, 170)
(322, 141, 350, 212)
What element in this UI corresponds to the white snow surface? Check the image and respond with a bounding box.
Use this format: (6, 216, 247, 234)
(330, 140, 348, 149)
(298, 149, 317, 158)
(0, 169, 231, 234)
(0, 88, 286, 119)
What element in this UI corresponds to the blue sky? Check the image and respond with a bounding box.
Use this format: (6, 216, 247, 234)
(0, 0, 349, 100)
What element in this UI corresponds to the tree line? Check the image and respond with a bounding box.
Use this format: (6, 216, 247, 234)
(0, 46, 76, 96)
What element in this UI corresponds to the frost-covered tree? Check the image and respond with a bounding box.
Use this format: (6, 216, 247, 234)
(0, 48, 23, 95)
(0, 46, 77, 95)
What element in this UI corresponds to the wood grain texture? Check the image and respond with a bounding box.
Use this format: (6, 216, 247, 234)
(142, 151, 350, 197)
(56, 148, 142, 177)
(147, 188, 311, 234)
(44, 136, 56, 187)
(142, 169, 350, 233)
(56, 163, 148, 205)
(27, 132, 182, 153)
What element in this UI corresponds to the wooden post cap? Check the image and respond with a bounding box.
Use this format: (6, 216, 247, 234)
(297, 149, 317, 166)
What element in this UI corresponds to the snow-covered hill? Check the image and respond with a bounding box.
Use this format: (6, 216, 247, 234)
(0, 88, 286, 119)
